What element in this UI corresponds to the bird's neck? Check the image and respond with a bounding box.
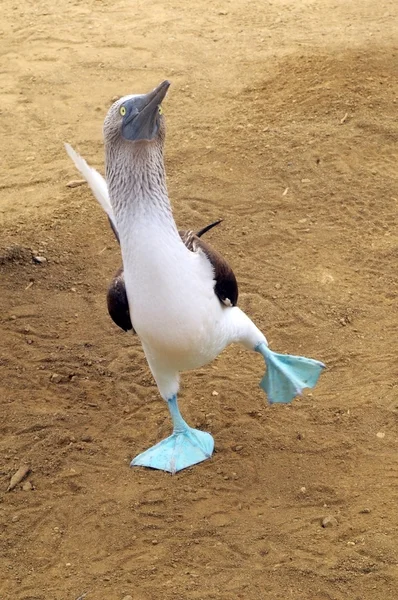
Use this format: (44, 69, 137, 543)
(106, 141, 179, 240)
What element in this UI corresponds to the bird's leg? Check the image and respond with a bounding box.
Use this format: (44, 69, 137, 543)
(255, 342, 325, 404)
(130, 395, 214, 474)
(168, 394, 189, 433)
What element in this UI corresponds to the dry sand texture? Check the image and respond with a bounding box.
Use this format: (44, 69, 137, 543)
(1, 0, 397, 598)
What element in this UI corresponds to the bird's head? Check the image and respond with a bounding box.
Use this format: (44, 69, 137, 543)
(104, 80, 170, 148)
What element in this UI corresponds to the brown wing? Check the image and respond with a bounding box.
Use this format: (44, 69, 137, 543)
(107, 220, 228, 333)
(181, 231, 238, 307)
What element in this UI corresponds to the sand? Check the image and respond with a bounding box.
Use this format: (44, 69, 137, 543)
(1, 0, 397, 598)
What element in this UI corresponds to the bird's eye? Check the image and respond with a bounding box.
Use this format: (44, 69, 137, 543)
(120, 106, 126, 116)
(158, 106, 163, 115)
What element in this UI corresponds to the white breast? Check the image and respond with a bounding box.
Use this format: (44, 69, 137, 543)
(121, 221, 229, 372)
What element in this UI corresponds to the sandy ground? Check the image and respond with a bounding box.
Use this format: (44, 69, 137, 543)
(1, 0, 398, 598)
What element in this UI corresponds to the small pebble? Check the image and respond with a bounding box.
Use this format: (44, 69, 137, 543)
(12, 515, 19, 523)
(300, 486, 306, 493)
(66, 179, 86, 188)
(22, 480, 33, 491)
(212, 390, 219, 396)
(32, 255, 47, 264)
(122, 596, 133, 600)
(51, 373, 64, 384)
(321, 516, 338, 528)
(232, 444, 243, 452)
(376, 431, 385, 439)
(347, 541, 356, 546)
(7, 464, 31, 492)
(81, 435, 92, 443)
(152, 539, 158, 545)
(360, 508, 372, 514)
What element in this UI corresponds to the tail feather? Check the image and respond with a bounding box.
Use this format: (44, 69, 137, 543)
(64, 143, 118, 236)
(196, 219, 223, 237)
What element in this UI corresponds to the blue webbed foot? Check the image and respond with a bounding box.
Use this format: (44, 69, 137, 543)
(131, 428, 214, 474)
(130, 395, 214, 474)
(256, 342, 325, 404)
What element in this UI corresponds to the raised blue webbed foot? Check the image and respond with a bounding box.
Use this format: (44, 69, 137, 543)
(130, 395, 214, 474)
(256, 342, 325, 404)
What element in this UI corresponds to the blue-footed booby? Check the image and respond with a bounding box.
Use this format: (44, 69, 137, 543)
(65, 80, 325, 474)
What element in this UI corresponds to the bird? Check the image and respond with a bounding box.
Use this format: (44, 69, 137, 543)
(65, 80, 325, 474)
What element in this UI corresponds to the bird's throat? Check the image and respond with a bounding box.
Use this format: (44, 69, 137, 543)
(106, 142, 180, 245)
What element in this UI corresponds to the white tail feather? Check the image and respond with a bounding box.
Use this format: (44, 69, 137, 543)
(64, 143, 117, 232)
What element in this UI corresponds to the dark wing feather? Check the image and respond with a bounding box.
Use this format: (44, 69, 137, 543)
(106, 219, 232, 333)
(107, 268, 135, 332)
(195, 219, 222, 237)
(181, 231, 238, 307)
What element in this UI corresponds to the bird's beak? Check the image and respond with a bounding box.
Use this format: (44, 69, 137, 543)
(122, 80, 170, 142)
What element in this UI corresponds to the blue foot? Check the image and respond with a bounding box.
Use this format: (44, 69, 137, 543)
(131, 428, 214, 474)
(130, 395, 214, 474)
(256, 342, 325, 404)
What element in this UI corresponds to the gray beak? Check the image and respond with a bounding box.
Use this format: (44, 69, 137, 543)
(122, 80, 170, 142)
